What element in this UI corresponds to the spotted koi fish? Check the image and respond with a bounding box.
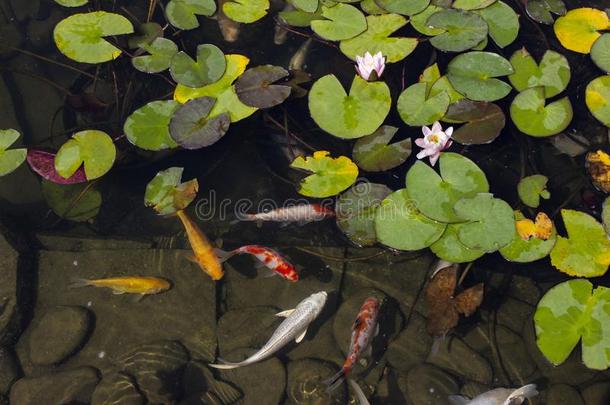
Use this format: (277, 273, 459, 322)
(236, 204, 335, 225)
(217, 245, 299, 282)
(326, 296, 381, 392)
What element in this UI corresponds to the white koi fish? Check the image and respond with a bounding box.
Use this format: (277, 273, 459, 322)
(235, 204, 335, 225)
(448, 384, 538, 405)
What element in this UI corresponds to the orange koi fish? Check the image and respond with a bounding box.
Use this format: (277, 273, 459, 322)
(176, 209, 224, 280)
(70, 276, 171, 295)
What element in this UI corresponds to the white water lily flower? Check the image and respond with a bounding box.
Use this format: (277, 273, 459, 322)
(415, 121, 453, 166)
(355, 51, 386, 81)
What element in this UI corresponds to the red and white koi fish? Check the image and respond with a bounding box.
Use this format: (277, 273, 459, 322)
(235, 204, 335, 226)
(325, 297, 381, 392)
(217, 245, 299, 282)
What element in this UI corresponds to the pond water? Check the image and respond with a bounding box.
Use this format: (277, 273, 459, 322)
(0, 0, 610, 404)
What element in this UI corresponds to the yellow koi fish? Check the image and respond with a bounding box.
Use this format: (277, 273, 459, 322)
(176, 209, 224, 280)
(70, 276, 171, 295)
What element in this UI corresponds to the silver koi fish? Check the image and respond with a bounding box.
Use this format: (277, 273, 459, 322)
(236, 203, 335, 225)
(209, 291, 327, 369)
(448, 384, 538, 405)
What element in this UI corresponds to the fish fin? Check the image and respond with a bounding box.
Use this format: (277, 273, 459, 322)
(112, 290, 126, 295)
(276, 309, 295, 317)
(447, 395, 470, 405)
(68, 278, 91, 289)
(214, 238, 223, 249)
(208, 358, 244, 370)
(279, 221, 291, 228)
(375, 323, 380, 337)
(502, 384, 538, 405)
(365, 345, 373, 358)
(323, 369, 345, 393)
(256, 220, 263, 228)
(132, 294, 145, 303)
(185, 254, 198, 264)
(430, 335, 446, 357)
(297, 219, 311, 226)
(214, 248, 235, 263)
(348, 379, 370, 405)
(295, 328, 307, 343)
(262, 269, 278, 278)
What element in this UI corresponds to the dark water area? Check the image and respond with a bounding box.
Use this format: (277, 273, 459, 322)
(1, 0, 610, 404)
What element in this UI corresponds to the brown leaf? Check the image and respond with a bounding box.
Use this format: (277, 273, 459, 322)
(454, 283, 484, 316)
(586, 150, 610, 193)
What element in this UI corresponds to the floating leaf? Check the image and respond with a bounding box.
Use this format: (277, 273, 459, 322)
(585, 150, 610, 194)
(361, 0, 387, 15)
(397, 83, 450, 126)
(290, 151, 359, 198)
(553, 7, 610, 54)
(526, 0, 565, 25)
(518, 174, 550, 208)
(309, 74, 391, 139)
(145, 167, 199, 216)
(170, 44, 226, 88)
(169, 97, 231, 149)
(27, 150, 87, 184)
(235, 65, 291, 109)
(336, 182, 392, 247)
(510, 87, 573, 137)
(430, 224, 485, 263)
(352, 125, 412, 172)
(447, 52, 514, 102)
(431, 77, 465, 104)
(500, 211, 557, 263)
(411, 5, 444, 36)
(535, 279, 610, 369)
(376, 0, 430, 16)
(54, 0, 88, 7)
(289, 0, 318, 13)
(374, 189, 446, 251)
(452, 0, 496, 10)
(406, 153, 489, 223)
(174, 54, 258, 122)
(475, 1, 519, 48)
(592, 34, 610, 73)
(603, 197, 610, 236)
(53, 11, 134, 64)
(128, 22, 163, 49)
(427, 10, 488, 53)
(339, 14, 418, 63)
(55, 130, 116, 180)
(585, 75, 610, 127)
(508, 48, 570, 98)
(223, 0, 270, 23)
(166, 0, 216, 30)
(311, 4, 367, 41)
(550, 209, 610, 277)
(0, 129, 26, 177)
(279, 8, 324, 27)
(124, 100, 180, 151)
(41, 180, 102, 222)
(132, 38, 178, 74)
(442, 100, 505, 145)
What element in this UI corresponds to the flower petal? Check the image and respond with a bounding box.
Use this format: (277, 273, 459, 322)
(422, 126, 432, 136)
(414, 138, 427, 147)
(429, 152, 441, 166)
(445, 126, 453, 137)
(431, 121, 442, 133)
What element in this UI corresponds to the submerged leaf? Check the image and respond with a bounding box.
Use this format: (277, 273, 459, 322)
(235, 65, 291, 109)
(124, 100, 180, 151)
(518, 174, 550, 208)
(145, 167, 199, 215)
(290, 151, 359, 198)
(27, 150, 87, 184)
(585, 150, 610, 194)
(508, 48, 571, 98)
(510, 87, 573, 137)
(42, 180, 102, 222)
(311, 4, 367, 41)
(447, 52, 514, 102)
(165, 0, 216, 30)
(169, 97, 231, 149)
(585, 75, 610, 127)
(427, 10, 488, 53)
(0, 129, 26, 177)
(170, 44, 226, 88)
(553, 7, 609, 54)
(54, 130, 116, 180)
(352, 125, 411, 172)
(442, 100, 505, 145)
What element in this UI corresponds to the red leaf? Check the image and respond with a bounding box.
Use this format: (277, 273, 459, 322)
(26, 149, 87, 185)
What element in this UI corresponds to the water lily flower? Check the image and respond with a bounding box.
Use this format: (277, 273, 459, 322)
(355, 51, 386, 81)
(415, 121, 453, 166)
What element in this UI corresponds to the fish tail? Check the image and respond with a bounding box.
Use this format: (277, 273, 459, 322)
(208, 358, 244, 370)
(68, 278, 92, 289)
(504, 384, 538, 404)
(214, 248, 237, 263)
(323, 369, 346, 393)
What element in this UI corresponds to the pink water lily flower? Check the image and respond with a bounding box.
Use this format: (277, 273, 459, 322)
(355, 51, 386, 81)
(415, 121, 453, 166)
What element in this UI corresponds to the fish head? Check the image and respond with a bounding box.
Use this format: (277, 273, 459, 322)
(310, 291, 328, 307)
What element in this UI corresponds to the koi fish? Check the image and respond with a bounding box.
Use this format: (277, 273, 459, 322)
(326, 297, 381, 392)
(348, 379, 371, 405)
(70, 276, 171, 295)
(274, 3, 294, 45)
(176, 209, 224, 281)
(217, 245, 299, 282)
(209, 291, 327, 369)
(289, 38, 313, 71)
(236, 204, 334, 225)
(448, 384, 538, 405)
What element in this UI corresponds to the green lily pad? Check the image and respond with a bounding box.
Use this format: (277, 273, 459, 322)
(452, 0, 496, 10)
(41, 180, 102, 222)
(592, 33, 610, 73)
(526, 0, 565, 25)
(124, 100, 180, 151)
(289, 0, 318, 13)
(500, 211, 557, 262)
(454, 193, 515, 252)
(375, 189, 447, 251)
(431, 76, 465, 104)
(447, 51, 514, 101)
(603, 197, 610, 236)
(442, 100, 505, 145)
(376, 0, 430, 16)
(223, 0, 270, 23)
(508, 48, 571, 98)
(0, 129, 26, 177)
(279, 8, 324, 27)
(339, 14, 418, 63)
(309, 74, 391, 139)
(128, 22, 163, 49)
(397, 82, 450, 126)
(166, 0, 216, 30)
(352, 125, 412, 171)
(311, 4, 367, 41)
(535, 279, 610, 370)
(170, 44, 226, 88)
(475, 1, 519, 48)
(406, 152, 489, 223)
(235, 65, 291, 109)
(411, 5, 444, 36)
(550, 209, 610, 278)
(55, 130, 116, 180)
(145, 167, 199, 216)
(360, 0, 388, 15)
(517, 174, 550, 208)
(586, 75, 610, 127)
(54, 0, 88, 7)
(510, 87, 573, 137)
(427, 10, 488, 53)
(430, 223, 486, 263)
(132, 38, 178, 74)
(169, 97, 231, 149)
(336, 182, 392, 247)
(53, 11, 134, 64)
(290, 151, 359, 198)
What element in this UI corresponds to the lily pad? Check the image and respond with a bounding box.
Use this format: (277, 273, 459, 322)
(603, 197, 610, 236)
(452, 0, 496, 10)
(500, 211, 557, 262)
(235, 65, 291, 109)
(289, 0, 318, 13)
(145, 167, 199, 216)
(361, 0, 387, 15)
(223, 0, 270, 23)
(170, 44, 226, 88)
(447, 51, 514, 101)
(405, 152, 489, 223)
(309, 74, 391, 139)
(535, 279, 610, 370)
(427, 10, 488, 53)
(585, 75, 610, 127)
(0, 129, 26, 177)
(554, 7, 610, 54)
(510, 87, 573, 137)
(336, 182, 392, 246)
(592, 34, 610, 73)
(442, 100, 505, 145)
(41, 180, 102, 222)
(526, 0, 565, 25)
(290, 151, 359, 198)
(339, 14, 418, 63)
(166, 0, 216, 30)
(352, 125, 412, 171)
(430, 223, 486, 263)
(475, 1, 519, 48)
(169, 97, 231, 149)
(311, 4, 367, 41)
(132, 38, 178, 74)
(411, 5, 444, 36)
(397, 82, 450, 126)
(55, 130, 116, 180)
(279, 8, 324, 27)
(517, 174, 550, 208)
(53, 11, 134, 64)
(375, 0, 430, 16)
(54, 0, 88, 7)
(453, 193, 515, 252)
(550, 209, 610, 277)
(128, 22, 163, 49)
(124, 100, 180, 151)
(27, 149, 87, 184)
(508, 48, 571, 98)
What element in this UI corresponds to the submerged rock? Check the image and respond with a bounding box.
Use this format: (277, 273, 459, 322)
(217, 307, 280, 356)
(460, 381, 489, 399)
(546, 384, 584, 405)
(582, 382, 610, 405)
(286, 358, 346, 404)
(91, 372, 144, 405)
(0, 347, 19, 395)
(387, 312, 432, 372)
(0, 227, 22, 345)
(427, 336, 492, 384)
(406, 364, 459, 405)
(181, 360, 242, 404)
